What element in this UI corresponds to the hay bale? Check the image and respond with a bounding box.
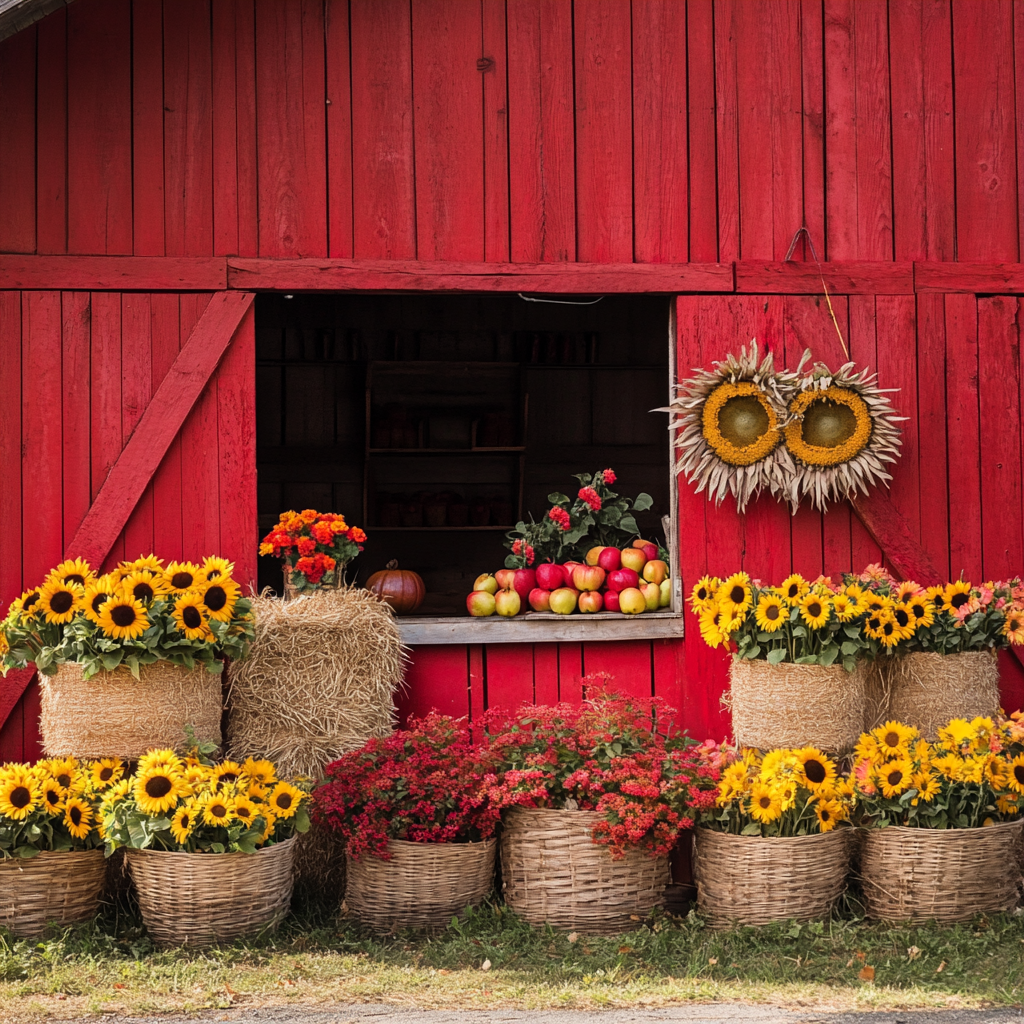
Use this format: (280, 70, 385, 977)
(226, 587, 405, 777)
(728, 657, 866, 753)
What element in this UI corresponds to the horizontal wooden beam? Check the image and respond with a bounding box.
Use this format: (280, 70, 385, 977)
(735, 261, 915, 294)
(227, 258, 735, 293)
(0, 255, 227, 290)
(914, 262, 1024, 293)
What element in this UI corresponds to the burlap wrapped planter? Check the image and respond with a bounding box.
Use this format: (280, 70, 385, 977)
(876, 651, 1001, 740)
(126, 838, 296, 946)
(692, 828, 851, 929)
(0, 849, 106, 937)
(500, 807, 669, 935)
(728, 658, 866, 753)
(345, 839, 496, 933)
(40, 662, 222, 759)
(858, 821, 1024, 923)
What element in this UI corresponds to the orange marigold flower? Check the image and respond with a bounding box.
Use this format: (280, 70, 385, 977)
(259, 542, 274, 556)
(330, 521, 347, 534)
(348, 527, 366, 543)
(312, 523, 334, 544)
(301, 509, 318, 523)
(285, 516, 304, 533)
(295, 556, 315, 574)
(323, 556, 336, 570)
(296, 537, 317, 556)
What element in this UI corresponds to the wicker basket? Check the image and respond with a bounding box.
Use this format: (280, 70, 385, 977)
(692, 828, 851, 929)
(0, 849, 106, 937)
(500, 807, 669, 935)
(728, 658, 866, 753)
(345, 838, 496, 933)
(877, 651, 1001, 740)
(126, 838, 296, 946)
(859, 821, 1024, 923)
(40, 661, 222, 759)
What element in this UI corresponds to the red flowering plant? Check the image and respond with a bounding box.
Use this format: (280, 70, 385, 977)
(259, 509, 366, 592)
(313, 713, 499, 861)
(503, 469, 657, 568)
(482, 681, 707, 858)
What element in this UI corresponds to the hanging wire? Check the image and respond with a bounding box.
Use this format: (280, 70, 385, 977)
(784, 227, 850, 360)
(517, 293, 605, 306)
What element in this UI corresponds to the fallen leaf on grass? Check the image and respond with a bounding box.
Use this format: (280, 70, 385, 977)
(855, 951, 866, 961)
(936, 961, 946, 973)
(113, 984, 125, 990)
(568, 932, 578, 943)
(858, 965, 875, 982)
(708, 958, 718, 966)
(907, 946, 921, 961)
(618, 946, 633, 954)
(481, 959, 492, 971)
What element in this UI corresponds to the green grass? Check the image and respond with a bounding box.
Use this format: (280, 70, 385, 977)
(2, 893, 1023, 1021)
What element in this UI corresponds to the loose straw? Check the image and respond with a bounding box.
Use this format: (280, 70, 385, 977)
(784, 226, 850, 360)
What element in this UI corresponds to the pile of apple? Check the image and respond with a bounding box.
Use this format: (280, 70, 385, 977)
(466, 539, 671, 617)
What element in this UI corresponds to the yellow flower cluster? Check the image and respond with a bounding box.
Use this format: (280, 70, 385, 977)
(716, 747, 854, 834)
(8, 555, 240, 643)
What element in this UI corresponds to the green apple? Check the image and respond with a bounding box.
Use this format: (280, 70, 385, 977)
(618, 587, 646, 614)
(473, 573, 498, 594)
(659, 579, 672, 608)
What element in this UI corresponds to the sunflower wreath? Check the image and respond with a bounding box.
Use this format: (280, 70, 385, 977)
(782, 361, 903, 511)
(663, 342, 800, 513)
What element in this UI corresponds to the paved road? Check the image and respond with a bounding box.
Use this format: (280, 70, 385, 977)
(56, 1006, 1024, 1024)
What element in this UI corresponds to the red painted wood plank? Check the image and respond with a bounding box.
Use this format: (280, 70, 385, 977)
(20, 679, 42, 763)
(485, 645, 536, 713)
(349, 0, 416, 260)
(631, 0, 687, 263)
(212, 0, 241, 257)
(1017, 0, 1024, 263)
(581, 641, 652, 700)
(482, 0, 509, 263)
(120, 294, 156, 558)
(398, 646, 471, 721)
(469, 645, 485, 724)
(411, 0, 485, 261)
(713, 0, 740, 261)
(533, 643, 558, 705)
(850, 492, 941, 586)
(0, 27, 36, 253)
(36, 10, 67, 255)
(652, 638, 683, 722)
(255, 0, 327, 257)
(149, 294, 185, 561)
(325, 0, 354, 259)
(687, 0, 717, 262)
(163, 0, 214, 257)
(0, 696, 25, 763)
(998, 649, 1024, 717)
(953, 0, 1018, 261)
(914, 263, 1024, 293)
(0, 293, 22, 608)
(574, 0, 632, 262)
(944, 293, 983, 580)
(914, 293, 950, 580)
(132, 0, 165, 256)
(978, 297, 1024, 581)
(70, 292, 254, 567)
(234, 0, 259, 258)
(216, 300, 258, 592)
(22, 293, 64, 586)
(0, 256, 228, 291)
(800, 0, 826, 265)
(736, 262, 914, 294)
(889, 0, 954, 261)
(507, 0, 575, 262)
(67, 0, 132, 255)
(557, 643, 584, 704)
(61, 292, 92, 549)
(226, 258, 734, 293)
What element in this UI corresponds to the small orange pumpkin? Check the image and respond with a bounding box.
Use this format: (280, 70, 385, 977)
(365, 560, 425, 614)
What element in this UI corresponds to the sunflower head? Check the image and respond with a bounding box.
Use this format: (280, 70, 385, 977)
(815, 798, 846, 832)
(799, 592, 830, 630)
(63, 797, 92, 840)
(871, 721, 918, 757)
(138, 749, 183, 774)
(212, 761, 244, 788)
(942, 580, 974, 614)
(173, 591, 212, 640)
(98, 595, 150, 641)
(796, 748, 837, 791)
(242, 758, 277, 786)
(878, 759, 914, 798)
(202, 793, 232, 827)
(717, 572, 752, 617)
(200, 577, 241, 623)
(40, 778, 65, 815)
(268, 782, 304, 819)
(170, 802, 197, 844)
(91, 758, 124, 789)
(40, 757, 78, 793)
(121, 570, 170, 606)
(38, 578, 83, 625)
(49, 558, 96, 590)
(199, 556, 234, 584)
(11, 588, 43, 621)
(0, 773, 39, 821)
(689, 575, 720, 612)
(83, 576, 117, 626)
(755, 593, 787, 632)
(232, 796, 258, 824)
(120, 555, 165, 578)
(748, 781, 781, 824)
(134, 766, 183, 815)
(164, 561, 202, 593)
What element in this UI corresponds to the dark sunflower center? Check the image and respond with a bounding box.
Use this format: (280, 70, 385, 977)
(729, 586, 745, 605)
(805, 759, 827, 784)
(801, 398, 857, 448)
(868, 616, 881, 630)
(807, 601, 822, 618)
(23, 593, 39, 609)
(171, 572, 194, 589)
(911, 603, 924, 617)
(1014, 765, 1024, 784)
(99, 767, 114, 782)
(91, 593, 109, 614)
(57, 773, 71, 789)
(69, 805, 82, 826)
(181, 813, 191, 828)
(895, 609, 910, 627)
(820, 808, 831, 821)
(207, 568, 223, 580)
(46, 789, 60, 806)
(182, 606, 203, 629)
(111, 605, 138, 627)
(884, 732, 900, 749)
(204, 586, 228, 612)
(697, 587, 708, 601)
(787, 585, 799, 598)
(210, 803, 227, 818)
(887, 770, 904, 787)
(718, 394, 771, 447)
(64, 574, 85, 586)
(951, 592, 970, 609)
(236, 806, 251, 818)
(132, 582, 155, 603)
(145, 776, 173, 799)
(50, 591, 74, 614)
(275, 793, 293, 810)
(10, 786, 30, 809)
(882, 622, 895, 636)
(765, 604, 781, 621)
(218, 772, 239, 785)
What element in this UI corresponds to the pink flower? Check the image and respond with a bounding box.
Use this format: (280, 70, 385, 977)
(602, 468, 616, 485)
(548, 507, 571, 530)
(578, 486, 602, 511)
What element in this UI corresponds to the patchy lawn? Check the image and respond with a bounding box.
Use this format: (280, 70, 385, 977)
(1, 897, 1023, 1022)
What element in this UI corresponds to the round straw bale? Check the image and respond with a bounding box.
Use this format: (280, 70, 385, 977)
(40, 662, 223, 759)
(728, 657, 866, 754)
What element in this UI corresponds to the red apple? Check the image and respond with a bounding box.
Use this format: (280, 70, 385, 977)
(562, 561, 583, 582)
(606, 567, 640, 593)
(603, 589, 621, 613)
(597, 547, 621, 572)
(584, 546, 607, 567)
(528, 588, 552, 612)
(572, 565, 606, 592)
(513, 568, 536, 601)
(641, 581, 661, 611)
(642, 559, 669, 585)
(473, 573, 498, 594)
(466, 591, 496, 616)
(618, 587, 647, 615)
(620, 548, 647, 573)
(549, 587, 578, 615)
(535, 562, 565, 590)
(637, 542, 659, 562)
(578, 591, 603, 613)
(494, 588, 521, 617)
(495, 569, 516, 590)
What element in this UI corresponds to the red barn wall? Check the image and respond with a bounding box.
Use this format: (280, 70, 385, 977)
(3, 0, 1024, 756)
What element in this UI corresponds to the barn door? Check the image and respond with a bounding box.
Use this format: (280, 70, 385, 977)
(0, 289, 257, 760)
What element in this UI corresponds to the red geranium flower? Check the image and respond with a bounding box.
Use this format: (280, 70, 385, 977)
(548, 507, 571, 530)
(578, 486, 602, 511)
(602, 468, 616, 485)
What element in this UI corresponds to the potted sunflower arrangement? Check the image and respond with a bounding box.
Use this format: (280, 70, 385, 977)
(691, 745, 854, 928)
(690, 571, 871, 752)
(101, 748, 310, 945)
(0, 755, 122, 936)
(1, 555, 254, 758)
(852, 714, 1024, 923)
